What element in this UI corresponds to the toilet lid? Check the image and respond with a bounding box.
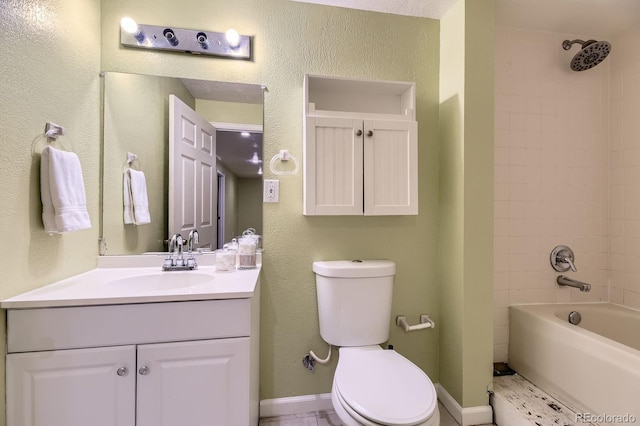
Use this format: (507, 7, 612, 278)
(335, 349, 437, 426)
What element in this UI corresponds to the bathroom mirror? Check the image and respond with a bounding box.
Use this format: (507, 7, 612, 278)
(101, 71, 264, 255)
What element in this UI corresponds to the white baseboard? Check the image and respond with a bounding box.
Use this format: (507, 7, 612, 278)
(260, 386, 493, 425)
(436, 384, 494, 426)
(259, 393, 333, 418)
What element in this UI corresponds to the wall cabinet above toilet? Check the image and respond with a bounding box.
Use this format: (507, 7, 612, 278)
(303, 74, 418, 216)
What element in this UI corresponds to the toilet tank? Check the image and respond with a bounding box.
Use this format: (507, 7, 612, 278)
(313, 260, 395, 347)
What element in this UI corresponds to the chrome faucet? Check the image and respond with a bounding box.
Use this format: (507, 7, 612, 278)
(185, 229, 200, 269)
(163, 233, 196, 271)
(557, 275, 591, 292)
(187, 229, 199, 253)
(174, 234, 184, 266)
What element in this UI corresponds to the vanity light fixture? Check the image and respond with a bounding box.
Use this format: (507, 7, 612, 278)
(119, 17, 252, 60)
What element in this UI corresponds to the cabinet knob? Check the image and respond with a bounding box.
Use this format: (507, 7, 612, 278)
(138, 366, 150, 376)
(356, 129, 363, 136)
(366, 130, 373, 137)
(116, 367, 128, 377)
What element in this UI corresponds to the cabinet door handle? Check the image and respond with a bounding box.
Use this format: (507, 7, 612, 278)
(116, 367, 128, 376)
(366, 130, 373, 137)
(355, 129, 363, 136)
(138, 366, 150, 376)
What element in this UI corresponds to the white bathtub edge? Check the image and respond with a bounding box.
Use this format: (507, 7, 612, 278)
(437, 383, 493, 426)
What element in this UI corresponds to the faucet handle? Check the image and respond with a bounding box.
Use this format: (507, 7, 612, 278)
(550, 245, 576, 272)
(187, 229, 199, 252)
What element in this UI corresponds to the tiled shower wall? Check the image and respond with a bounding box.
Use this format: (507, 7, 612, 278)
(493, 27, 610, 362)
(609, 23, 640, 309)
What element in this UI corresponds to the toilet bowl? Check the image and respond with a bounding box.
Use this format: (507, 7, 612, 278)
(313, 260, 440, 426)
(332, 346, 439, 426)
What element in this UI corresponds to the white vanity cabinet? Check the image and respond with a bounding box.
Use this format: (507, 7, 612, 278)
(5, 292, 260, 426)
(7, 345, 136, 426)
(303, 74, 418, 216)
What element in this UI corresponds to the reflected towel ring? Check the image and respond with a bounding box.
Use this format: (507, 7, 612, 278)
(269, 149, 299, 176)
(124, 152, 141, 171)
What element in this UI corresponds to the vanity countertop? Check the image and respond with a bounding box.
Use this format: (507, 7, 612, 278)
(2, 256, 260, 309)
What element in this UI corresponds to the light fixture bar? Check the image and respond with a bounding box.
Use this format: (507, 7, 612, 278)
(120, 22, 251, 60)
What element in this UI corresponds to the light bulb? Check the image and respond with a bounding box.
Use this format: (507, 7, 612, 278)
(241, 131, 250, 138)
(250, 152, 260, 164)
(258, 166, 263, 175)
(225, 29, 240, 48)
(121, 17, 144, 41)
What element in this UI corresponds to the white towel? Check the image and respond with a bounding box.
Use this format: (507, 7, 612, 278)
(40, 146, 92, 234)
(123, 168, 151, 225)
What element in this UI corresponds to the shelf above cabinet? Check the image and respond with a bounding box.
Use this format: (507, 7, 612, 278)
(304, 74, 415, 121)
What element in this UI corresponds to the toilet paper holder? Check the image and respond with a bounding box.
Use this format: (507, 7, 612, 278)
(396, 314, 435, 332)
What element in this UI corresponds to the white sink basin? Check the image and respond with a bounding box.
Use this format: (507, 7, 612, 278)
(1, 260, 261, 309)
(105, 272, 213, 292)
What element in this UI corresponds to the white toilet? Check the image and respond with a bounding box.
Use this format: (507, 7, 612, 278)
(313, 260, 440, 426)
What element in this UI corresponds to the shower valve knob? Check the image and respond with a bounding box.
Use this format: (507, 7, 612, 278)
(550, 245, 576, 272)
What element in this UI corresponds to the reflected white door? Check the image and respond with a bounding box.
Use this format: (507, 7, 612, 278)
(169, 95, 217, 249)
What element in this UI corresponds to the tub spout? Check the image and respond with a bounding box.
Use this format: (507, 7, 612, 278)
(557, 275, 591, 292)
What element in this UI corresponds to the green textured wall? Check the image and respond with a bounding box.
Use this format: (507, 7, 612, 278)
(439, 0, 494, 408)
(101, 0, 440, 399)
(0, 0, 497, 417)
(462, 0, 494, 408)
(439, 0, 466, 404)
(196, 100, 263, 125)
(0, 0, 102, 421)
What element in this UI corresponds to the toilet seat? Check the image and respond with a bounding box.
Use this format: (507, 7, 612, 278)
(334, 346, 437, 426)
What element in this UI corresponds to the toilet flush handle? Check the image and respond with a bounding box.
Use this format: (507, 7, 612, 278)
(396, 314, 435, 332)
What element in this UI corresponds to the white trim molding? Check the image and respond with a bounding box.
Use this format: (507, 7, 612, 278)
(436, 384, 494, 426)
(259, 393, 333, 418)
(260, 386, 493, 425)
(210, 122, 263, 133)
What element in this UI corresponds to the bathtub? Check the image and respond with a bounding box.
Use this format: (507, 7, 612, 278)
(509, 303, 640, 424)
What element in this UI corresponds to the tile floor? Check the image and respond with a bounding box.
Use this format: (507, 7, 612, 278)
(258, 402, 467, 425)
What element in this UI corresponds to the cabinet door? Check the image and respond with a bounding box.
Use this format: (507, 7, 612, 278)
(304, 116, 364, 215)
(136, 337, 250, 426)
(363, 119, 418, 215)
(6, 346, 136, 426)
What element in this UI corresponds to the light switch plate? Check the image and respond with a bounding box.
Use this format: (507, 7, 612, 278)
(263, 179, 279, 203)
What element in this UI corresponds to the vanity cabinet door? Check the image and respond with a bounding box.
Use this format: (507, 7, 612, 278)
(6, 345, 136, 426)
(136, 337, 251, 426)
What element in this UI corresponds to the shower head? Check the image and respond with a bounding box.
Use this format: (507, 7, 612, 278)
(562, 39, 611, 71)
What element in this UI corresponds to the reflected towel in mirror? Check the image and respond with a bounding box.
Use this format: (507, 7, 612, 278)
(123, 168, 150, 225)
(40, 146, 92, 234)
